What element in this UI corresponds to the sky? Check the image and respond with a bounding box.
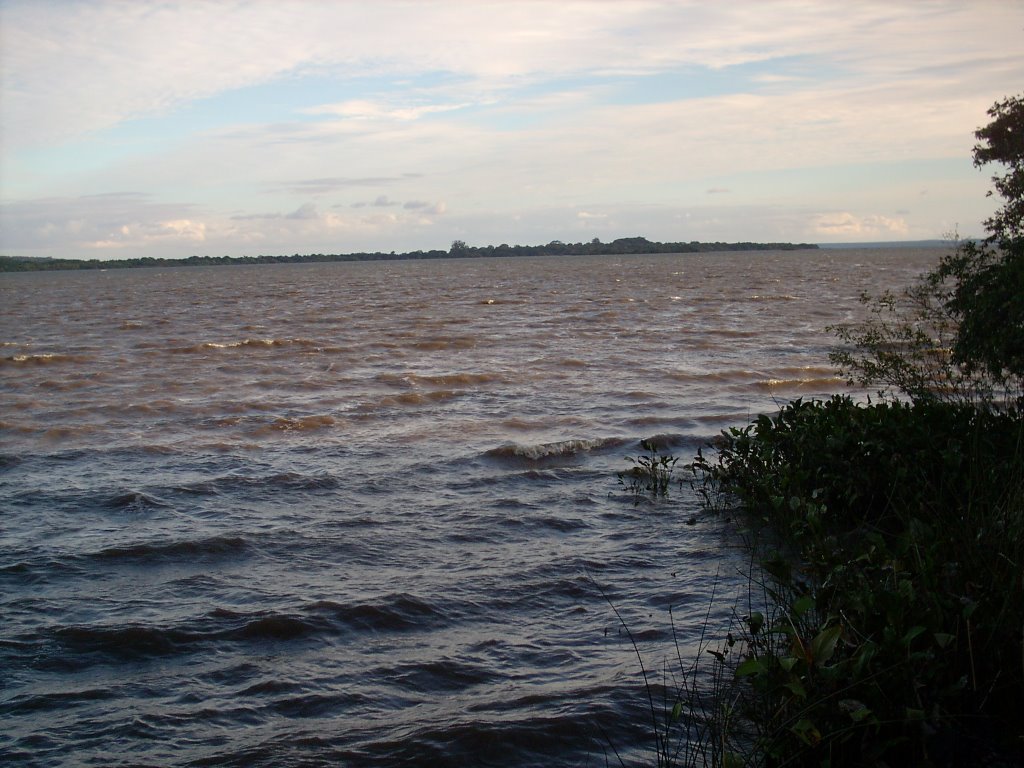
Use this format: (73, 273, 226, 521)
(2, 1, 1023, 261)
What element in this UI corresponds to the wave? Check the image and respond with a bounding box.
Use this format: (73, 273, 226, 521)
(309, 593, 448, 633)
(1, 352, 94, 366)
(388, 657, 499, 693)
(484, 437, 628, 467)
(376, 371, 505, 388)
(49, 623, 199, 662)
(41, 424, 107, 441)
(0, 420, 36, 435)
(265, 414, 338, 432)
(90, 535, 248, 563)
(377, 389, 464, 407)
(666, 368, 762, 384)
(36, 615, 311, 665)
(754, 375, 843, 391)
(410, 336, 477, 351)
(2, 687, 115, 716)
(231, 614, 322, 642)
(360, 710, 617, 767)
(35, 594, 448, 668)
(0, 557, 86, 582)
(747, 293, 799, 302)
(0, 453, 22, 469)
(634, 432, 691, 451)
(101, 490, 172, 512)
(166, 338, 325, 354)
(175, 471, 340, 495)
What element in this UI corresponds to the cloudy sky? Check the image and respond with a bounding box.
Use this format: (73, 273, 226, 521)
(2, 1, 1022, 260)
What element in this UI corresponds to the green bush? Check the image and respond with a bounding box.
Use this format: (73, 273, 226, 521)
(691, 397, 1024, 766)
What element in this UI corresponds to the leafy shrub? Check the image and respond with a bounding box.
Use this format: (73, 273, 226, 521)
(691, 396, 1024, 766)
(619, 439, 681, 502)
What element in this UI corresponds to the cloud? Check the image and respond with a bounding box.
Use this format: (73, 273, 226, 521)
(85, 218, 208, 249)
(285, 202, 319, 219)
(0, 193, 202, 250)
(230, 212, 283, 221)
(403, 200, 446, 215)
(4, 1, 1021, 152)
(813, 212, 910, 238)
(285, 176, 418, 195)
(301, 99, 472, 122)
(1, 2, 1021, 258)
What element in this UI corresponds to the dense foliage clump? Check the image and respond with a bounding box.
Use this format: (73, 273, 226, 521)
(692, 396, 1023, 766)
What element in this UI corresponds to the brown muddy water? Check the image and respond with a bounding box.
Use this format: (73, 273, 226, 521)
(0, 248, 941, 766)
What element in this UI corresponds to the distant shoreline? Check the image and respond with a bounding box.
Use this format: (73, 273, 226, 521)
(0, 236, 819, 273)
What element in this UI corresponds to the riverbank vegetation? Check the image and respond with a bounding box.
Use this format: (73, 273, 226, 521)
(0, 236, 818, 273)
(670, 96, 1024, 766)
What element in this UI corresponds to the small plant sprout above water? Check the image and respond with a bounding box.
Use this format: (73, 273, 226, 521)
(618, 439, 681, 501)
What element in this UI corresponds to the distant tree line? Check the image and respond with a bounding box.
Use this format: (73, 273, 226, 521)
(0, 236, 818, 273)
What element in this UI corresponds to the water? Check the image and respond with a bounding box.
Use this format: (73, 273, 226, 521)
(1, 249, 940, 766)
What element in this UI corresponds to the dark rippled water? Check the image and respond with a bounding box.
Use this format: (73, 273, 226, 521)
(1, 249, 939, 766)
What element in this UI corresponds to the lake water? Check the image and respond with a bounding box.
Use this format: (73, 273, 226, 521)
(1, 248, 940, 766)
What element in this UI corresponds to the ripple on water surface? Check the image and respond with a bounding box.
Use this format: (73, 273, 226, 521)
(0, 249, 943, 765)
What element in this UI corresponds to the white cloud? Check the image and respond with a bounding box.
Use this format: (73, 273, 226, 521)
(302, 99, 472, 122)
(285, 202, 319, 220)
(813, 212, 910, 239)
(1, 1, 1022, 258)
(3, 1, 1021, 150)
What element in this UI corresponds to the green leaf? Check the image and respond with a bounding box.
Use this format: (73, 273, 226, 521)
(792, 595, 815, 617)
(934, 632, 956, 649)
(811, 624, 843, 666)
(735, 657, 767, 678)
(747, 611, 764, 636)
(902, 625, 926, 647)
(839, 699, 873, 723)
(779, 656, 800, 672)
(790, 717, 820, 744)
(784, 678, 808, 699)
(671, 701, 683, 722)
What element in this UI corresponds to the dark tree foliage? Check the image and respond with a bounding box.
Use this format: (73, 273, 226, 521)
(939, 237, 1024, 382)
(974, 94, 1024, 241)
(946, 94, 1024, 382)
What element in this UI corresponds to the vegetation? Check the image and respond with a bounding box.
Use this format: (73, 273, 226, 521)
(618, 439, 682, 502)
(829, 94, 1024, 409)
(829, 234, 1024, 408)
(0, 236, 818, 273)
(653, 95, 1024, 766)
(690, 398, 1023, 765)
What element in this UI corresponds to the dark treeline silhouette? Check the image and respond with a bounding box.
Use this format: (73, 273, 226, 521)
(0, 235, 818, 272)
